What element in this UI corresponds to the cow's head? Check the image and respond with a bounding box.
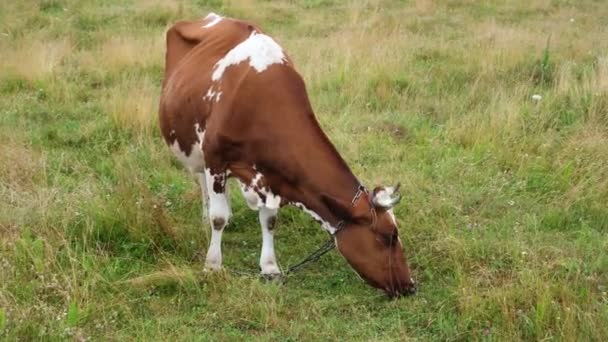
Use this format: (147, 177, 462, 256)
(323, 184, 415, 298)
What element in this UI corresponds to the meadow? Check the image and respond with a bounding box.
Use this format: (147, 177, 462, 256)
(1, 0, 607, 340)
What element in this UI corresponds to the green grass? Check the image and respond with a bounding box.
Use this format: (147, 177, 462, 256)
(1, 0, 608, 340)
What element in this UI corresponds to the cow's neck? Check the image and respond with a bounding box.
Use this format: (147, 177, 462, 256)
(284, 121, 362, 229)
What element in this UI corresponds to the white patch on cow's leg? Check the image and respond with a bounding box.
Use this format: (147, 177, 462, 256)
(205, 227, 223, 271)
(204, 169, 231, 271)
(259, 207, 280, 276)
(197, 172, 209, 221)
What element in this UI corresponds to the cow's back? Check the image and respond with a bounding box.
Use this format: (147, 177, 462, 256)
(159, 13, 337, 200)
(159, 14, 273, 162)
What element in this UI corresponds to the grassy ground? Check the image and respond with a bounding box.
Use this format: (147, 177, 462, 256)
(1, 0, 607, 340)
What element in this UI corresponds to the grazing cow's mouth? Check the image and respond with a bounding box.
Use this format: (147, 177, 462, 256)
(386, 283, 417, 298)
(354, 268, 417, 298)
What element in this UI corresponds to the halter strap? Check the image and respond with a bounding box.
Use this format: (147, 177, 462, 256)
(286, 185, 374, 274)
(350, 185, 367, 205)
(332, 184, 376, 235)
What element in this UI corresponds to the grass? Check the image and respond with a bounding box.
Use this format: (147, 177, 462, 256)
(1, 0, 608, 340)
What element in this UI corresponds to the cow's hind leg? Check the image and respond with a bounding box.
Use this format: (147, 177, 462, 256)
(259, 207, 281, 278)
(203, 169, 231, 271)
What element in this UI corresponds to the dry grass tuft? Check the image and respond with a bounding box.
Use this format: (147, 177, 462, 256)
(134, 0, 181, 12)
(102, 76, 159, 136)
(595, 57, 608, 93)
(557, 61, 576, 94)
(475, 21, 544, 74)
(0, 140, 45, 190)
(0, 38, 72, 81)
(125, 264, 198, 289)
(76, 34, 163, 73)
(415, 0, 436, 15)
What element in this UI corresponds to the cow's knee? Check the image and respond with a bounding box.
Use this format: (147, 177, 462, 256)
(205, 169, 231, 230)
(208, 201, 230, 231)
(211, 216, 226, 230)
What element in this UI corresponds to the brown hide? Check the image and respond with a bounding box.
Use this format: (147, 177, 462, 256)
(159, 14, 415, 297)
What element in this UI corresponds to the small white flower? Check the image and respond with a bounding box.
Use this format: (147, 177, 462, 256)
(570, 18, 575, 22)
(532, 94, 542, 101)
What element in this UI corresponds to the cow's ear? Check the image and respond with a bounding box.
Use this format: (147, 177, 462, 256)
(321, 193, 353, 221)
(164, 21, 207, 83)
(371, 183, 401, 210)
(172, 21, 205, 43)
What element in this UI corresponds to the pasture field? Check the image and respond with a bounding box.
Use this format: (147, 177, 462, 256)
(1, 0, 608, 340)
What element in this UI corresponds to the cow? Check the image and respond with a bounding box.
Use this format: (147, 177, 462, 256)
(159, 13, 416, 297)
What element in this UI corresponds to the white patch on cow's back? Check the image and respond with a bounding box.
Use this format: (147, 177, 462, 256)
(203, 87, 222, 103)
(202, 13, 222, 28)
(169, 124, 205, 173)
(204, 88, 216, 100)
(211, 32, 285, 81)
(204, 12, 219, 20)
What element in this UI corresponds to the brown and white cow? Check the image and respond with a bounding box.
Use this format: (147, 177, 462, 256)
(159, 13, 416, 297)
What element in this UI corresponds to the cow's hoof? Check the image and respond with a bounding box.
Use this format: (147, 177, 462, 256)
(260, 273, 283, 282)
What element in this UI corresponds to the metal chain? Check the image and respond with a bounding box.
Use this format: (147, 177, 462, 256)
(284, 237, 336, 275)
(225, 237, 336, 277)
(226, 185, 367, 277)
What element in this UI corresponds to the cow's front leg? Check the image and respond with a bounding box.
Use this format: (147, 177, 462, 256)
(204, 169, 231, 271)
(259, 207, 281, 278)
(197, 173, 209, 222)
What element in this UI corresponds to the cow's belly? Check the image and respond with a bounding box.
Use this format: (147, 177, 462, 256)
(168, 123, 206, 173)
